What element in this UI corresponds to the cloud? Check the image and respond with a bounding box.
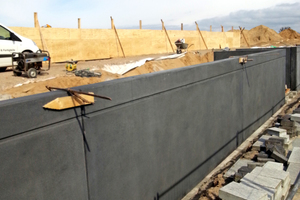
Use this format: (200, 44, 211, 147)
(123, 2, 300, 33)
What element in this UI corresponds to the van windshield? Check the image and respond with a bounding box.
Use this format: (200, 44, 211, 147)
(0, 26, 11, 40)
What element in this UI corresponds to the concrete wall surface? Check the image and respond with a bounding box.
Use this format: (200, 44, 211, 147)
(296, 47, 300, 90)
(0, 50, 285, 200)
(9, 27, 240, 62)
(214, 47, 300, 90)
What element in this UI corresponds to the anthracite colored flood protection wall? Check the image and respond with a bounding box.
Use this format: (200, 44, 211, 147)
(0, 50, 286, 200)
(214, 47, 300, 90)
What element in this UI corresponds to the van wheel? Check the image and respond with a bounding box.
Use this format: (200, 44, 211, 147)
(27, 68, 37, 78)
(0, 67, 7, 72)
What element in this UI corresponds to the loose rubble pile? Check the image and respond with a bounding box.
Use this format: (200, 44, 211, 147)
(219, 100, 300, 200)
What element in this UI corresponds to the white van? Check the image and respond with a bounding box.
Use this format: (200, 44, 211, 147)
(0, 23, 40, 72)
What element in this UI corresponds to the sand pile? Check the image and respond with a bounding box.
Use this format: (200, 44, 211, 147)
(3, 51, 214, 98)
(241, 25, 283, 47)
(279, 28, 300, 39)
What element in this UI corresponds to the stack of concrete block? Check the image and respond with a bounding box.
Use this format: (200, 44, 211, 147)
(252, 135, 272, 151)
(219, 182, 268, 200)
(267, 127, 290, 147)
(224, 159, 255, 180)
(290, 114, 300, 137)
(249, 165, 291, 199)
(287, 147, 300, 186)
(220, 161, 290, 200)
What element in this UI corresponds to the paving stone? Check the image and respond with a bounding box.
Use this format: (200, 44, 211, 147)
(252, 135, 272, 151)
(265, 144, 286, 157)
(281, 119, 295, 127)
(283, 126, 297, 137)
(257, 157, 275, 163)
(293, 108, 300, 114)
(288, 147, 300, 164)
(291, 138, 300, 148)
(237, 166, 253, 179)
(287, 162, 300, 185)
(219, 182, 268, 200)
(291, 114, 300, 122)
(267, 127, 287, 137)
(224, 159, 255, 179)
(257, 151, 269, 158)
(280, 135, 290, 144)
(234, 172, 243, 182)
(247, 162, 265, 170)
(241, 173, 282, 200)
(270, 151, 288, 164)
(263, 161, 284, 171)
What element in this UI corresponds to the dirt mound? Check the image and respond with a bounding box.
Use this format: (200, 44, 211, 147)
(279, 28, 300, 39)
(241, 25, 283, 47)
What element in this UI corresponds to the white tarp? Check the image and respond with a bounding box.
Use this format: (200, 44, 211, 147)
(102, 53, 186, 75)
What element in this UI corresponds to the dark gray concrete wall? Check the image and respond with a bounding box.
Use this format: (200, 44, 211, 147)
(214, 47, 299, 90)
(296, 47, 300, 90)
(0, 49, 286, 200)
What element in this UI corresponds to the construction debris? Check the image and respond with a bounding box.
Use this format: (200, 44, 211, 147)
(43, 86, 111, 110)
(74, 69, 101, 78)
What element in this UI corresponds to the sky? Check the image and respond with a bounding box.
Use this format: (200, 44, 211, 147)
(0, 0, 300, 33)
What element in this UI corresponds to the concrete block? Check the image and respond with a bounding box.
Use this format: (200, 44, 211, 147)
(219, 182, 268, 200)
(287, 162, 300, 185)
(270, 151, 288, 164)
(288, 147, 300, 164)
(241, 173, 282, 200)
(291, 114, 300, 122)
(267, 127, 287, 137)
(224, 159, 255, 179)
(252, 135, 272, 151)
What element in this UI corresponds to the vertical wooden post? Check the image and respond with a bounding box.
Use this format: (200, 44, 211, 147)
(232, 26, 234, 31)
(239, 26, 250, 47)
(162, 21, 164, 30)
(181, 23, 183, 30)
(35, 14, 48, 51)
(110, 16, 114, 29)
(78, 18, 81, 29)
(195, 22, 208, 49)
(113, 25, 125, 58)
(139, 20, 142, 29)
(161, 19, 175, 53)
(34, 12, 38, 28)
(210, 25, 212, 32)
(221, 25, 224, 32)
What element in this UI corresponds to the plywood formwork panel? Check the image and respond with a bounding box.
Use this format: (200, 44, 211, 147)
(10, 27, 240, 62)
